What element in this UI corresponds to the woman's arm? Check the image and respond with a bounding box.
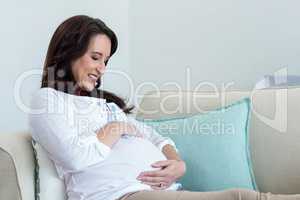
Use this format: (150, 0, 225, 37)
(29, 89, 112, 172)
(162, 144, 182, 161)
(126, 116, 179, 152)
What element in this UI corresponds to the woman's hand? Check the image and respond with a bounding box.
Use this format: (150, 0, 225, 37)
(101, 121, 143, 137)
(97, 122, 143, 148)
(136, 159, 186, 190)
(119, 122, 144, 138)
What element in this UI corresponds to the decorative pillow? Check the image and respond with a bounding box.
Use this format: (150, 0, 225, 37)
(31, 140, 66, 200)
(137, 98, 258, 191)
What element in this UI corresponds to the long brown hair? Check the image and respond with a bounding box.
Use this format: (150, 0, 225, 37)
(41, 15, 134, 114)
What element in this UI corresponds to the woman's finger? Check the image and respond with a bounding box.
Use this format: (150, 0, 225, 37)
(141, 181, 171, 190)
(137, 169, 166, 178)
(141, 181, 168, 186)
(151, 160, 172, 168)
(141, 181, 159, 186)
(137, 176, 166, 183)
(151, 184, 169, 190)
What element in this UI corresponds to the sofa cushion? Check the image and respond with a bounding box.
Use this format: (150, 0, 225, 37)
(0, 132, 35, 200)
(31, 140, 66, 200)
(0, 147, 21, 200)
(135, 88, 300, 194)
(137, 98, 258, 191)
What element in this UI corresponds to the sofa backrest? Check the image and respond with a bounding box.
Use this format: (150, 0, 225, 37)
(0, 87, 299, 200)
(136, 87, 300, 194)
(0, 132, 35, 200)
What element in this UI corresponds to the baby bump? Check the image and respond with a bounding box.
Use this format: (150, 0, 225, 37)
(107, 137, 167, 175)
(77, 137, 167, 181)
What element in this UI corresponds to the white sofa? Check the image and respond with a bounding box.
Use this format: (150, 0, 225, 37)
(1, 87, 300, 200)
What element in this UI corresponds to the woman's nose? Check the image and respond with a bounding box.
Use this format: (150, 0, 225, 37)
(96, 62, 106, 74)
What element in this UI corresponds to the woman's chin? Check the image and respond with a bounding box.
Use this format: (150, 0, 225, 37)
(83, 85, 95, 92)
(79, 80, 96, 92)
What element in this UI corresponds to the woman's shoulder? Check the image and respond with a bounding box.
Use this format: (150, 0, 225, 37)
(30, 87, 65, 108)
(33, 87, 61, 97)
(32, 87, 72, 102)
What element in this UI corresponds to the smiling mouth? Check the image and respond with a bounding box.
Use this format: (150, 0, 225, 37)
(88, 74, 98, 82)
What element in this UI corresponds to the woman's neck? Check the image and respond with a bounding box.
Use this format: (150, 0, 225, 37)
(74, 86, 90, 97)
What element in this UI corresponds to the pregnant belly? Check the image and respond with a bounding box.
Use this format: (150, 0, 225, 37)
(110, 136, 167, 171)
(69, 137, 181, 197)
(77, 137, 167, 182)
(106, 137, 167, 177)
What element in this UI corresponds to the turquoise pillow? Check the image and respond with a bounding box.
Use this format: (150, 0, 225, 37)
(137, 98, 258, 191)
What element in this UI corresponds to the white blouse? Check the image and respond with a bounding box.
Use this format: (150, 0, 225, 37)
(29, 87, 182, 200)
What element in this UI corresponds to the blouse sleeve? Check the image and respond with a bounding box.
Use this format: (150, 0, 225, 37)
(126, 116, 179, 152)
(29, 88, 111, 172)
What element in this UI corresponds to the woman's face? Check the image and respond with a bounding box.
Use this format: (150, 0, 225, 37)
(71, 34, 112, 91)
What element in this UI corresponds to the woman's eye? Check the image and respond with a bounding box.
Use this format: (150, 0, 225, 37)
(92, 56, 99, 60)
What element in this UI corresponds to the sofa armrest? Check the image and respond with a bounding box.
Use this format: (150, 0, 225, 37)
(0, 132, 35, 200)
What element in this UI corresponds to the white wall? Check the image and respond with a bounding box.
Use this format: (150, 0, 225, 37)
(1, 0, 300, 133)
(0, 0, 130, 133)
(129, 0, 300, 96)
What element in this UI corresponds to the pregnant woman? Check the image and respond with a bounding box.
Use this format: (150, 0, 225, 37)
(29, 15, 300, 200)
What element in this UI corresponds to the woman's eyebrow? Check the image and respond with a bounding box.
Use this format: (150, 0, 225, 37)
(92, 51, 110, 60)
